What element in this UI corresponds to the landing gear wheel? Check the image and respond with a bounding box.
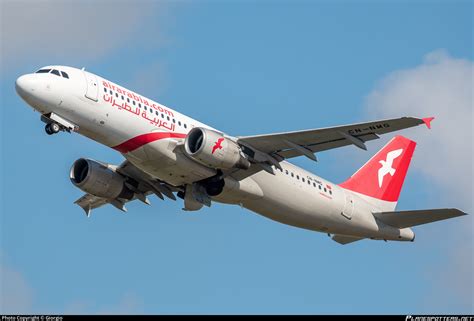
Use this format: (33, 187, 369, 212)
(50, 123, 60, 133)
(45, 123, 60, 135)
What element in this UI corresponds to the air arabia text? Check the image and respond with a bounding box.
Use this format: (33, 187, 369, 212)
(102, 81, 174, 117)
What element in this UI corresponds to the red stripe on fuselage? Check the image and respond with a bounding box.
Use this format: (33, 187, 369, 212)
(112, 132, 187, 153)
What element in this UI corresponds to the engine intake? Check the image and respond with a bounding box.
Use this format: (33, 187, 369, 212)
(184, 127, 250, 170)
(70, 158, 133, 200)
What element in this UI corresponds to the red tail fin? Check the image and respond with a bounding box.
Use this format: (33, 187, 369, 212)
(339, 135, 416, 202)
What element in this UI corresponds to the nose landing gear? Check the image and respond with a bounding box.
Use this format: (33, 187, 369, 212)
(41, 113, 78, 135)
(45, 122, 61, 135)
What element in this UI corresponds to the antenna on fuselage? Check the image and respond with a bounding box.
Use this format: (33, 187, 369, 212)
(81, 67, 85, 71)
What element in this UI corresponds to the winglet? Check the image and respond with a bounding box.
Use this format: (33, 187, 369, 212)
(422, 117, 435, 129)
(83, 206, 91, 217)
(110, 199, 127, 212)
(75, 200, 91, 217)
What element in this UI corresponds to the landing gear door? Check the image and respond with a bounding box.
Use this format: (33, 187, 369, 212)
(83, 71, 98, 102)
(341, 191, 354, 219)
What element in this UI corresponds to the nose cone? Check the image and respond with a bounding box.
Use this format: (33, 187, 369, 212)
(15, 74, 34, 99)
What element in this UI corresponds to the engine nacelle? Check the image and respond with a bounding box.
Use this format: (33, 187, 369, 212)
(184, 127, 250, 170)
(69, 158, 133, 200)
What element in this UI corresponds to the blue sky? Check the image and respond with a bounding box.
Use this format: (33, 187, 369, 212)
(1, 0, 472, 314)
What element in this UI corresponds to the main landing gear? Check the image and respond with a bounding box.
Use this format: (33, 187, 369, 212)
(45, 122, 61, 135)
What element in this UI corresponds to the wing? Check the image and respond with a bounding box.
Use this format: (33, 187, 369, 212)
(229, 116, 431, 181)
(74, 160, 178, 216)
(238, 117, 428, 157)
(74, 194, 112, 216)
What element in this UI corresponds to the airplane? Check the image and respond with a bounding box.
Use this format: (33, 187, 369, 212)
(15, 65, 467, 244)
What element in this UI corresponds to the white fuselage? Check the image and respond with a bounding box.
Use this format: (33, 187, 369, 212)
(15, 65, 414, 241)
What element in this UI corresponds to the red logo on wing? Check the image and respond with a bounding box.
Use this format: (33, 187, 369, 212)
(212, 138, 225, 154)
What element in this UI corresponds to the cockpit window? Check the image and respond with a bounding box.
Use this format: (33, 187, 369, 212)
(35, 68, 69, 79)
(36, 69, 51, 74)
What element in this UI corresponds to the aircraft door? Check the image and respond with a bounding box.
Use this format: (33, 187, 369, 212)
(341, 191, 354, 219)
(83, 71, 98, 102)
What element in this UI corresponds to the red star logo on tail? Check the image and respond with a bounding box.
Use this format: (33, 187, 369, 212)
(212, 138, 225, 154)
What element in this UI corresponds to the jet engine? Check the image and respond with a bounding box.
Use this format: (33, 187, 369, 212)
(69, 158, 133, 200)
(184, 127, 250, 170)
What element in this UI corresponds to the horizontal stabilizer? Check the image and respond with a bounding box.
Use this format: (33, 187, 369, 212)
(373, 208, 467, 228)
(332, 234, 365, 245)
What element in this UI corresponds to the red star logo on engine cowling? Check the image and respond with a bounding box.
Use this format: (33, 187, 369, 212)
(212, 138, 225, 154)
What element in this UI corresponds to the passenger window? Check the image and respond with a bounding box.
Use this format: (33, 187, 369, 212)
(285, 170, 288, 175)
(155, 111, 159, 116)
(133, 100, 136, 105)
(167, 116, 170, 121)
(324, 188, 327, 192)
(329, 190, 332, 195)
(178, 121, 181, 126)
(109, 90, 113, 95)
(144, 106, 147, 111)
(313, 183, 316, 187)
(319, 185, 322, 190)
(161, 114, 164, 118)
(51, 69, 60, 76)
(172, 119, 176, 123)
(139, 103, 141, 107)
(302, 178, 305, 183)
(121, 95, 124, 100)
(127, 98, 130, 103)
(307, 180, 310, 185)
(104, 88, 107, 93)
(184, 124, 187, 129)
(296, 175, 299, 180)
(61, 71, 69, 78)
(36, 69, 51, 74)
(115, 93, 118, 98)
(291, 173, 294, 177)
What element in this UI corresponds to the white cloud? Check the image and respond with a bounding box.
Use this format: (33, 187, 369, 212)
(366, 49, 473, 211)
(0, 0, 166, 67)
(0, 262, 34, 314)
(364, 49, 473, 311)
